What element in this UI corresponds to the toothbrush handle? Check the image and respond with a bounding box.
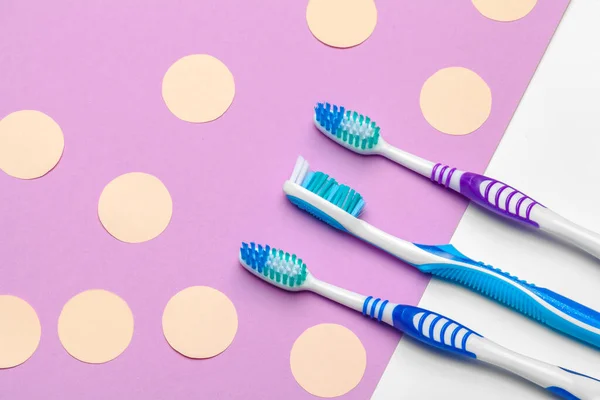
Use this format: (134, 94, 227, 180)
(431, 166, 543, 227)
(391, 304, 600, 399)
(431, 164, 600, 259)
(390, 303, 481, 358)
(414, 243, 600, 349)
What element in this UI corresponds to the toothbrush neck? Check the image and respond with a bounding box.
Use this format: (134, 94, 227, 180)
(307, 277, 366, 314)
(377, 140, 435, 178)
(307, 277, 398, 326)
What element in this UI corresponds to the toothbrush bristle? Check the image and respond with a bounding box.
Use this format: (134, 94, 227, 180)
(239, 242, 308, 289)
(300, 169, 365, 217)
(314, 102, 381, 150)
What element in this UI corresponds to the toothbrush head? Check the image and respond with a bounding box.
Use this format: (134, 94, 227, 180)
(314, 102, 381, 154)
(286, 156, 365, 231)
(239, 242, 310, 291)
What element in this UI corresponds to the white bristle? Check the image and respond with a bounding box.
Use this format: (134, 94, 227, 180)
(294, 156, 309, 184)
(341, 114, 376, 139)
(268, 253, 303, 277)
(290, 156, 304, 182)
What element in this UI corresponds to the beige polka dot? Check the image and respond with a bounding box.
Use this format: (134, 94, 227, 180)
(472, 0, 537, 22)
(0, 295, 41, 368)
(420, 67, 492, 135)
(290, 323, 366, 398)
(162, 54, 235, 123)
(162, 286, 238, 359)
(58, 290, 134, 364)
(98, 172, 172, 243)
(306, 0, 377, 48)
(0, 110, 64, 179)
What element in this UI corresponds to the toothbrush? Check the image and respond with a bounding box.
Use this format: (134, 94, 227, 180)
(283, 155, 600, 350)
(313, 102, 600, 261)
(239, 242, 600, 399)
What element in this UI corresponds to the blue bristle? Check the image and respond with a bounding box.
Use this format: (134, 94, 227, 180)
(317, 177, 334, 197)
(333, 185, 349, 206)
(302, 171, 314, 188)
(342, 189, 355, 211)
(298, 168, 365, 217)
(315, 102, 344, 135)
(326, 185, 339, 201)
(240, 242, 279, 274)
(355, 199, 365, 215)
(308, 172, 326, 192)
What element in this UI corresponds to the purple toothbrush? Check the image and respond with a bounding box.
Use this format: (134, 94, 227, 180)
(314, 102, 600, 260)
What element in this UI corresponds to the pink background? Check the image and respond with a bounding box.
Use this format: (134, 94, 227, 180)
(0, 1, 568, 398)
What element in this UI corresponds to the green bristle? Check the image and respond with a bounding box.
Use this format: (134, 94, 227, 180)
(338, 188, 349, 208)
(308, 172, 325, 191)
(346, 192, 362, 213)
(318, 107, 382, 150)
(317, 177, 335, 197)
(241, 245, 309, 289)
(343, 189, 356, 210)
(329, 185, 341, 204)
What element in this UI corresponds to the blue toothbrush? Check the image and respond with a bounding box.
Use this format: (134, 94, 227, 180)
(282, 155, 600, 350)
(240, 242, 600, 400)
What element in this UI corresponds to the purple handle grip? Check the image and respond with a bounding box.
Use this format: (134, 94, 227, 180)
(431, 164, 544, 227)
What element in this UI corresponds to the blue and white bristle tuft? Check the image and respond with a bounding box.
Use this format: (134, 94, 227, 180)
(239, 242, 308, 289)
(314, 102, 381, 150)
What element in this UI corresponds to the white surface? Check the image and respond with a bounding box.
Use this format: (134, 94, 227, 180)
(373, 1, 600, 399)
